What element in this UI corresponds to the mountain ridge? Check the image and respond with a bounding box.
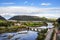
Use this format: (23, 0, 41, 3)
(9, 15, 42, 21)
(0, 16, 6, 20)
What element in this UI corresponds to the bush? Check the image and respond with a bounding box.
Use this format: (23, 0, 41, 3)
(36, 29, 48, 40)
(0, 26, 27, 33)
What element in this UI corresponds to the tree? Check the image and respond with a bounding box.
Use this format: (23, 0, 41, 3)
(57, 18, 60, 24)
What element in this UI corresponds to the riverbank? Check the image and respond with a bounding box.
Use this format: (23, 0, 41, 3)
(36, 29, 48, 40)
(0, 26, 27, 34)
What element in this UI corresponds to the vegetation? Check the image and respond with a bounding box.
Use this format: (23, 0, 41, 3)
(0, 26, 26, 34)
(22, 21, 48, 27)
(0, 21, 14, 27)
(0, 20, 48, 33)
(36, 29, 48, 40)
(57, 18, 60, 24)
(9, 15, 42, 21)
(53, 18, 60, 28)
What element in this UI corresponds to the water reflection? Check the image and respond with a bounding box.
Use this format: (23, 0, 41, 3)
(0, 31, 38, 40)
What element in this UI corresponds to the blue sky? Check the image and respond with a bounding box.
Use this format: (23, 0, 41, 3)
(0, 0, 60, 19)
(0, 0, 60, 7)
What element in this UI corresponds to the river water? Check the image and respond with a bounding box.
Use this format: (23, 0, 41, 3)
(0, 31, 38, 40)
(0, 23, 54, 40)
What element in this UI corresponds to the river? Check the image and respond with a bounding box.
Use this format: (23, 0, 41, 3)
(0, 23, 54, 40)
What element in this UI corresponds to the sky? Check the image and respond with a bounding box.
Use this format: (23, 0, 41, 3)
(0, 0, 60, 19)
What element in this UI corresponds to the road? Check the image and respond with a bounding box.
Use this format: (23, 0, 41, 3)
(45, 29, 53, 40)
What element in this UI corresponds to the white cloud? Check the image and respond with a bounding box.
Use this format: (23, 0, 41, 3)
(35, 13, 60, 18)
(0, 6, 60, 19)
(0, 6, 46, 13)
(41, 3, 51, 6)
(0, 2, 15, 4)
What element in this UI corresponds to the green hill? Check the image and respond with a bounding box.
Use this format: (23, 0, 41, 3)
(9, 15, 42, 21)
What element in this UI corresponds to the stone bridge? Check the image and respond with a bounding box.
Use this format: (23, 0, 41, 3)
(27, 27, 46, 32)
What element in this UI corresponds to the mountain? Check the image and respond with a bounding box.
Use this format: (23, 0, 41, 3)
(9, 15, 41, 21)
(0, 16, 6, 20)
